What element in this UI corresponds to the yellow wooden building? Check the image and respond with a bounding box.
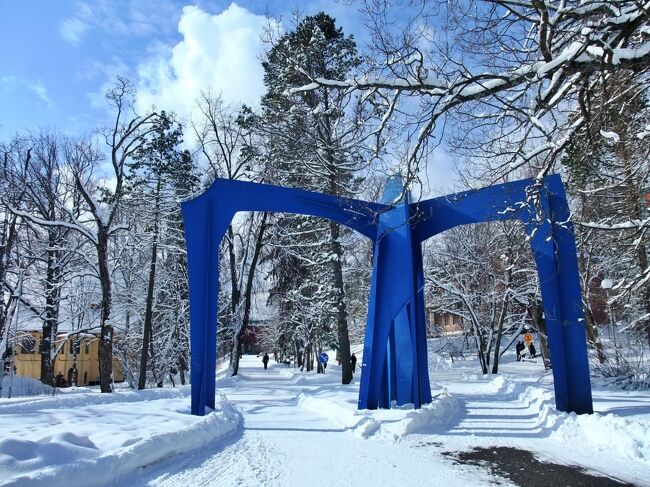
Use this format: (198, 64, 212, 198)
(12, 331, 124, 386)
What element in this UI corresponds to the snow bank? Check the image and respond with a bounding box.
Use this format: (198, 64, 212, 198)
(439, 371, 649, 484)
(0, 376, 56, 399)
(497, 376, 650, 466)
(427, 351, 453, 374)
(552, 412, 650, 465)
(297, 390, 461, 441)
(0, 384, 189, 414)
(0, 390, 241, 486)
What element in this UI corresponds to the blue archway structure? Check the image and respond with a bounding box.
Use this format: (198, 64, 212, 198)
(181, 174, 593, 416)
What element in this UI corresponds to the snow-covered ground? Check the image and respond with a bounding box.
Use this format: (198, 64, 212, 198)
(0, 344, 648, 486)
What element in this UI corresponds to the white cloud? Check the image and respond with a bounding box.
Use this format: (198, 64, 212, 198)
(26, 81, 52, 108)
(0, 77, 52, 108)
(0, 76, 17, 86)
(60, 17, 89, 46)
(136, 3, 268, 121)
(419, 147, 459, 197)
(60, 1, 178, 46)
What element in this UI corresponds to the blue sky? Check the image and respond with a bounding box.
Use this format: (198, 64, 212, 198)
(0, 1, 457, 192)
(0, 1, 367, 140)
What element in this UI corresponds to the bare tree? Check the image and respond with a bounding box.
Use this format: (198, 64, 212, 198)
(193, 93, 269, 376)
(425, 220, 536, 373)
(75, 79, 157, 392)
(290, 0, 650, 186)
(9, 79, 158, 392)
(0, 139, 31, 346)
(21, 134, 88, 385)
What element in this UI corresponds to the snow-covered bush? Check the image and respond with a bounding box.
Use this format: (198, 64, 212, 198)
(1, 376, 57, 398)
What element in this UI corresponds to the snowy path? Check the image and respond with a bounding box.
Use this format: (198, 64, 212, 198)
(438, 370, 550, 438)
(126, 357, 508, 487)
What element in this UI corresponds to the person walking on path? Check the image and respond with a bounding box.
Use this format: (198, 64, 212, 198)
(262, 353, 270, 370)
(350, 353, 357, 374)
(516, 341, 524, 361)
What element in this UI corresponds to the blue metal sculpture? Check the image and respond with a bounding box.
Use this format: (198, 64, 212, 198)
(181, 174, 593, 416)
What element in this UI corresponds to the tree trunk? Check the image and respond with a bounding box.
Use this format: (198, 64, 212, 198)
(576, 225, 607, 365)
(0, 148, 30, 346)
(470, 322, 489, 374)
(227, 225, 241, 316)
(306, 344, 314, 371)
(491, 260, 512, 374)
(584, 306, 606, 364)
(491, 295, 509, 374)
(330, 219, 352, 384)
(138, 181, 162, 389)
(97, 227, 114, 393)
(178, 354, 186, 385)
(0, 212, 20, 347)
(477, 337, 488, 374)
(317, 342, 324, 373)
(226, 224, 241, 371)
(40, 230, 61, 386)
(119, 309, 138, 389)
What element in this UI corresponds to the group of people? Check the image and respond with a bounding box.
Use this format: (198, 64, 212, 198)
(515, 340, 536, 361)
(262, 352, 357, 373)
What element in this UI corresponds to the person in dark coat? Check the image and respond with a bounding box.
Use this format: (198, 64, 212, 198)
(515, 341, 524, 361)
(262, 353, 270, 370)
(528, 343, 536, 358)
(55, 372, 67, 387)
(2, 347, 13, 375)
(350, 353, 357, 373)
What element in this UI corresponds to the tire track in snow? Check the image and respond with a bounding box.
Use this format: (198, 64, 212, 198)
(151, 435, 285, 486)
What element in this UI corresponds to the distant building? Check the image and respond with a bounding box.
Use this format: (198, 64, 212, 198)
(241, 326, 264, 354)
(10, 331, 124, 386)
(427, 310, 464, 336)
(228, 291, 277, 356)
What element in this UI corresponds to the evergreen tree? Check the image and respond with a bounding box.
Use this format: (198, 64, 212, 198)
(561, 72, 650, 351)
(249, 13, 369, 381)
(126, 112, 198, 388)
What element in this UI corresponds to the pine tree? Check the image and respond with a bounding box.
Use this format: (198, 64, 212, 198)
(251, 13, 368, 382)
(126, 112, 198, 388)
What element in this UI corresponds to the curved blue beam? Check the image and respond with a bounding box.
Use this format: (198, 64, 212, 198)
(184, 178, 388, 240)
(412, 177, 541, 241)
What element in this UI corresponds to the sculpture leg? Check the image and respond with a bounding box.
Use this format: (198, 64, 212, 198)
(412, 238, 432, 406)
(182, 196, 225, 415)
(393, 304, 414, 405)
(525, 190, 570, 413)
(359, 200, 432, 410)
(547, 181, 593, 414)
(525, 184, 592, 414)
(359, 234, 391, 409)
